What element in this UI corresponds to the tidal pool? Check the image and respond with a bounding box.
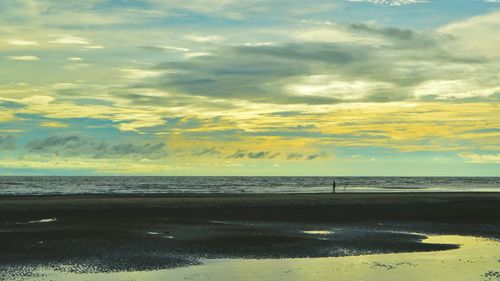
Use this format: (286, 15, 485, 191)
(15, 235, 500, 281)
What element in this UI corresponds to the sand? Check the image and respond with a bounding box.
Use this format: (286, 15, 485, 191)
(0, 192, 499, 279)
(23, 235, 500, 281)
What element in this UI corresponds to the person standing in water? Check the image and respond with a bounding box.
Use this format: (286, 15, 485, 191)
(332, 180, 336, 193)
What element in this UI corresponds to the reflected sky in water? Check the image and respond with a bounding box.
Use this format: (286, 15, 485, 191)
(20, 235, 500, 281)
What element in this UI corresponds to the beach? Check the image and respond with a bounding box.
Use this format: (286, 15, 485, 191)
(1, 192, 499, 279)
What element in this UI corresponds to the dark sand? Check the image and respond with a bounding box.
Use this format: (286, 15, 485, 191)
(1, 192, 499, 277)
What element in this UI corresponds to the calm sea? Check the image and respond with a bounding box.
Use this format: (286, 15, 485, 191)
(0, 176, 499, 195)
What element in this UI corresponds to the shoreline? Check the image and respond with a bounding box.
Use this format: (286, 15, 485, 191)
(1, 190, 500, 196)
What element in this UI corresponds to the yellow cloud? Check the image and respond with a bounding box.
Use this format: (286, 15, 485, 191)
(49, 34, 90, 45)
(6, 55, 40, 61)
(40, 121, 69, 128)
(0, 157, 172, 174)
(458, 153, 500, 163)
(6, 39, 39, 46)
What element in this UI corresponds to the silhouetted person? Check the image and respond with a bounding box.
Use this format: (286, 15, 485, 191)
(332, 180, 336, 193)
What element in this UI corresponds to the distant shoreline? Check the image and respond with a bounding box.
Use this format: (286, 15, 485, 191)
(2, 175, 499, 177)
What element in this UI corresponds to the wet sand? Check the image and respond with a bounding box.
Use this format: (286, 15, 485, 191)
(23, 235, 500, 281)
(0, 192, 499, 279)
(1, 192, 499, 221)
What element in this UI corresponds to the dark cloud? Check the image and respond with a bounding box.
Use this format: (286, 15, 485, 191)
(0, 135, 16, 150)
(287, 153, 303, 160)
(306, 154, 321, 160)
(135, 30, 484, 106)
(287, 152, 328, 160)
(248, 151, 280, 159)
(193, 147, 221, 157)
(227, 150, 280, 159)
(348, 24, 436, 46)
(190, 148, 328, 160)
(228, 149, 247, 158)
(232, 43, 366, 64)
(26, 135, 168, 159)
(144, 43, 376, 105)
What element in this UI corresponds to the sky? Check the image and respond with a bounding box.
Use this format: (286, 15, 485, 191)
(0, 0, 499, 176)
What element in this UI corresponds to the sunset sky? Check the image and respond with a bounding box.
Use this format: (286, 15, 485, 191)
(0, 0, 499, 176)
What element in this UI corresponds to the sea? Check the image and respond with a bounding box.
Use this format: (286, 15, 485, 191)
(0, 176, 499, 195)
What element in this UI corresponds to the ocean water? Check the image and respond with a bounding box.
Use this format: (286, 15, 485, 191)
(0, 176, 499, 195)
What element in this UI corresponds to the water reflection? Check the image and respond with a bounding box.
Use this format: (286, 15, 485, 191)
(17, 235, 500, 281)
(302, 230, 334, 235)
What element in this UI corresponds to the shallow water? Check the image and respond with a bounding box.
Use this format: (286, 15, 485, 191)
(16, 235, 500, 281)
(1, 176, 499, 195)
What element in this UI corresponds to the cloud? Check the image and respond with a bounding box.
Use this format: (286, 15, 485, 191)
(348, 0, 428, 5)
(127, 17, 499, 106)
(6, 55, 40, 61)
(306, 153, 322, 160)
(149, 43, 369, 104)
(439, 11, 500, 59)
(120, 68, 163, 80)
(458, 153, 500, 163)
(294, 26, 370, 44)
(83, 45, 104, 49)
(140, 45, 190, 52)
(0, 136, 16, 150)
(347, 23, 438, 46)
(248, 151, 280, 159)
(287, 153, 304, 160)
(413, 79, 499, 100)
(64, 63, 91, 71)
(287, 152, 328, 160)
(185, 34, 222, 42)
(49, 35, 90, 45)
(227, 150, 279, 159)
(287, 75, 393, 100)
(6, 39, 39, 46)
(193, 147, 221, 156)
(228, 149, 247, 158)
(40, 121, 69, 128)
(26, 135, 168, 159)
(146, 36, 467, 104)
(0, 1, 498, 175)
